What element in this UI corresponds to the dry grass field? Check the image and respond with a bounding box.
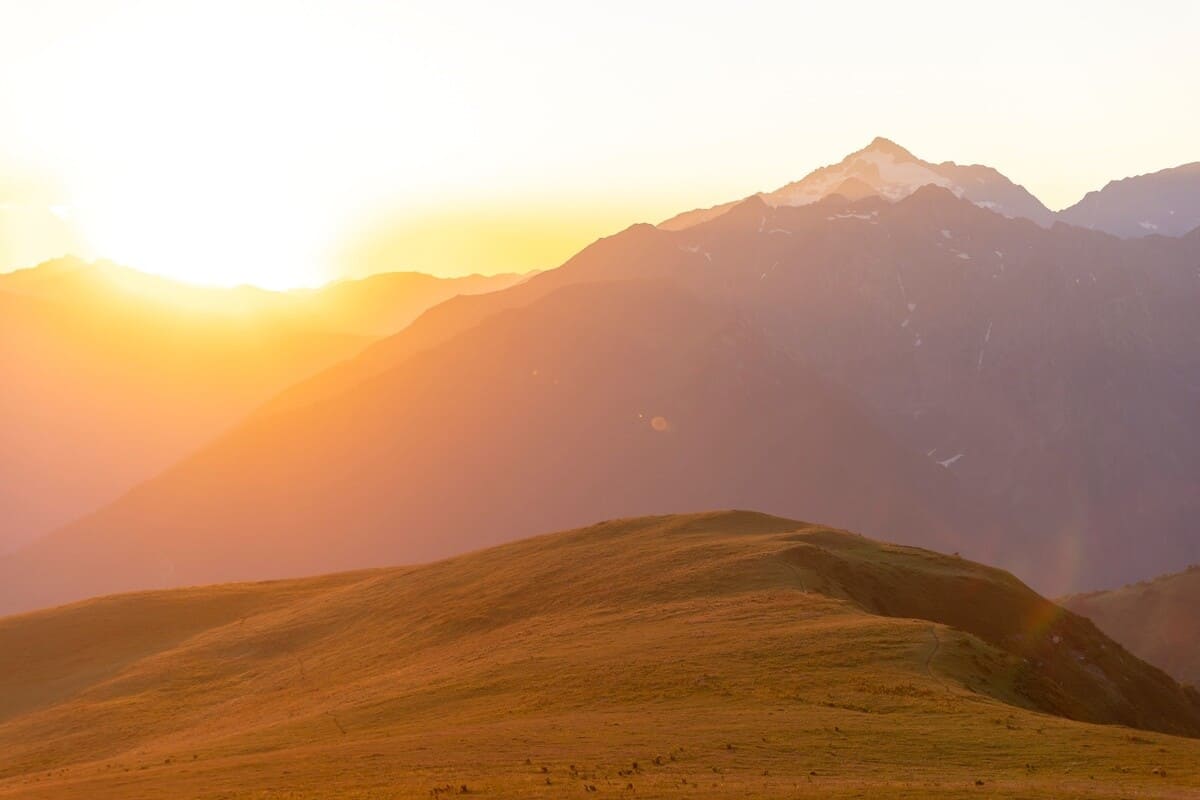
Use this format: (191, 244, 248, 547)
(2, 511, 1198, 799)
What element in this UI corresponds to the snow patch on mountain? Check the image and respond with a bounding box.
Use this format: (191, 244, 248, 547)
(768, 139, 958, 208)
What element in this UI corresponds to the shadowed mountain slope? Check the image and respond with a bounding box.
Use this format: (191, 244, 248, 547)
(0, 281, 1002, 614)
(1, 512, 1199, 799)
(253, 187, 1200, 593)
(1058, 162, 1200, 238)
(1063, 566, 1200, 688)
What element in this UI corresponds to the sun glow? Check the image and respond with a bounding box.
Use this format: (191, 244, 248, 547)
(1, 1, 1198, 287)
(1, 3, 411, 288)
(0, 1, 486, 288)
(69, 186, 329, 291)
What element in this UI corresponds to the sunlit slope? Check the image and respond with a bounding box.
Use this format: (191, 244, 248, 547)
(0, 280, 1006, 613)
(277, 270, 526, 337)
(0, 258, 524, 338)
(0, 259, 520, 551)
(1063, 566, 1200, 687)
(0, 284, 366, 552)
(1, 512, 1198, 799)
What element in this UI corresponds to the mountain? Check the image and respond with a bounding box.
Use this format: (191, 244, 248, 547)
(0, 279, 1005, 614)
(0, 259, 521, 551)
(2, 512, 1199, 799)
(278, 270, 526, 336)
(239, 186, 1200, 593)
(660, 137, 1057, 230)
(0, 258, 525, 337)
(7, 182, 1200, 612)
(0, 270, 364, 554)
(1058, 162, 1200, 238)
(661, 138, 1200, 242)
(1063, 565, 1200, 688)
(0, 200, 87, 275)
(655, 189, 1200, 591)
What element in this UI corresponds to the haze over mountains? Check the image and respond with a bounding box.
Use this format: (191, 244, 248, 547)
(3, 512, 1200, 798)
(3, 133, 1200, 799)
(0, 279, 1006, 612)
(1063, 565, 1200, 688)
(0, 260, 521, 551)
(2, 137, 1199, 617)
(1058, 162, 1200, 238)
(6, 0, 1200, 793)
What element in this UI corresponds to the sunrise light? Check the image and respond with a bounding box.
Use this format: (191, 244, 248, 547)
(2, 1, 1198, 286)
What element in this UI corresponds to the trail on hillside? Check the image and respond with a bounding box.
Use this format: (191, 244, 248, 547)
(925, 625, 952, 694)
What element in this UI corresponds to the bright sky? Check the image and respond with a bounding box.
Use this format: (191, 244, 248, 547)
(1, 0, 1197, 288)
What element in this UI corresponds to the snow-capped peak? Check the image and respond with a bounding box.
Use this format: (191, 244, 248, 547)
(863, 136, 920, 161)
(658, 138, 1056, 231)
(767, 138, 958, 207)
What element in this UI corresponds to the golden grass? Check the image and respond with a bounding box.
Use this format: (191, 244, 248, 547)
(1, 511, 1198, 798)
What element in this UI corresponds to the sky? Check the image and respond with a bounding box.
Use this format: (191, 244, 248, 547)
(1, 0, 1197, 288)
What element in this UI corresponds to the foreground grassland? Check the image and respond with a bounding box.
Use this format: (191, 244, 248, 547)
(1, 511, 1198, 799)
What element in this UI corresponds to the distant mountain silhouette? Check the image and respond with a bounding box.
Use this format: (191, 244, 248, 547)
(0, 258, 525, 336)
(281, 270, 525, 336)
(0, 259, 521, 551)
(1058, 162, 1200, 237)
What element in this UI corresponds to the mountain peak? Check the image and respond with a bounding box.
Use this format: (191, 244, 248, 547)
(861, 136, 919, 161)
(661, 137, 1056, 230)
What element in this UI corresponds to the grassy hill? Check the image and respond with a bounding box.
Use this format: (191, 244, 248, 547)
(2, 511, 1198, 799)
(1063, 566, 1200, 688)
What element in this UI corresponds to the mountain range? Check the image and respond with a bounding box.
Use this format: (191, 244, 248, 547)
(4, 136, 1200, 798)
(0, 260, 522, 552)
(661, 137, 1200, 238)
(2, 512, 1199, 798)
(2, 138, 1199, 617)
(1058, 162, 1200, 237)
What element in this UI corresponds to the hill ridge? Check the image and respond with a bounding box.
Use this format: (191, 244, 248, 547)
(3, 511, 1200, 798)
